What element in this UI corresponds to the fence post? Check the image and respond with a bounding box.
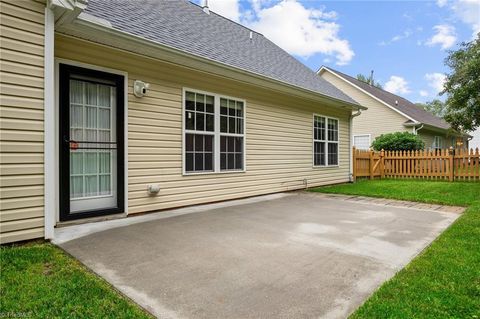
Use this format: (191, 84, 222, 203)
(352, 146, 357, 182)
(448, 146, 454, 182)
(369, 149, 374, 180)
(380, 149, 385, 179)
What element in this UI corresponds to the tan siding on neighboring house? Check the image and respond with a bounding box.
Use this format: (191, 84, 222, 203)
(418, 129, 455, 149)
(0, 0, 45, 243)
(56, 34, 352, 215)
(321, 71, 410, 143)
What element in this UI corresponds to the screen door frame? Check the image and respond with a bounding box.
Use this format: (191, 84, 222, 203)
(59, 63, 125, 221)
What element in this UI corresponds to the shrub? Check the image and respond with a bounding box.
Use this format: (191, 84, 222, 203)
(371, 132, 425, 151)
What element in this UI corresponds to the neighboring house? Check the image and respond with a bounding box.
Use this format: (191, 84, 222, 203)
(0, 0, 365, 243)
(318, 67, 468, 150)
(469, 129, 480, 150)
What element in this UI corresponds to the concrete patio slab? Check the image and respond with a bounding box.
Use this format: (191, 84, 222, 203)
(56, 192, 460, 319)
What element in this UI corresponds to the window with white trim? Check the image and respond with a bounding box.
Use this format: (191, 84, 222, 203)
(220, 98, 244, 171)
(432, 136, 443, 150)
(314, 115, 339, 166)
(353, 134, 371, 150)
(184, 90, 245, 173)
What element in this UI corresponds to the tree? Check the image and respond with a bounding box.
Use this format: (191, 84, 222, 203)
(442, 34, 480, 132)
(356, 73, 382, 89)
(371, 132, 425, 151)
(415, 99, 447, 117)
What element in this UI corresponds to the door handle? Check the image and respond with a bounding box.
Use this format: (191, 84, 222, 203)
(64, 136, 79, 150)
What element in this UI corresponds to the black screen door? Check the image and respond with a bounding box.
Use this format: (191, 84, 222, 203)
(59, 64, 124, 221)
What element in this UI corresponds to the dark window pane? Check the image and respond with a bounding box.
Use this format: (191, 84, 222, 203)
(328, 119, 338, 141)
(195, 153, 203, 171)
(220, 154, 226, 170)
(186, 100, 195, 111)
(186, 111, 195, 130)
(186, 153, 194, 171)
(235, 154, 243, 170)
(186, 92, 195, 110)
(236, 101, 243, 117)
(328, 143, 338, 165)
(196, 112, 204, 131)
(229, 117, 235, 133)
(196, 94, 205, 111)
(228, 100, 236, 115)
(195, 135, 203, 151)
(206, 95, 214, 113)
(205, 135, 213, 152)
(206, 114, 214, 132)
(314, 129, 318, 140)
(314, 154, 321, 166)
(236, 118, 243, 134)
(227, 137, 234, 152)
(227, 154, 235, 169)
(186, 134, 194, 151)
(205, 153, 213, 171)
(314, 142, 325, 166)
(220, 116, 227, 133)
(221, 136, 226, 152)
(235, 137, 242, 152)
(220, 98, 227, 114)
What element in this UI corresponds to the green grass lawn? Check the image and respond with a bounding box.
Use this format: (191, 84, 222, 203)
(0, 242, 152, 318)
(311, 179, 480, 318)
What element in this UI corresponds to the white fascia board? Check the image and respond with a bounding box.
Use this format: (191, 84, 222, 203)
(318, 67, 417, 122)
(57, 17, 365, 111)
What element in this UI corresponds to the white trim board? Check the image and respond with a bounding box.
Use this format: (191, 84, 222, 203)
(44, 6, 55, 239)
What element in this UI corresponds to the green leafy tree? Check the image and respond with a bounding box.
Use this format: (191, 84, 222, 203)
(442, 34, 480, 131)
(415, 99, 447, 117)
(371, 132, 425, 151)
(357, 73, 382, 89)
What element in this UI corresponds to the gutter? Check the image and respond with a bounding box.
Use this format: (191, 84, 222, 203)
(64, 14, 366, 111)
(414, 124, 424, 135)
(349, 108, 362, 182)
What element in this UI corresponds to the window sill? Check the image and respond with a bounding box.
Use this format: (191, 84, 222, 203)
(312, 165, 340, 169)
(183, 169, 246, 176)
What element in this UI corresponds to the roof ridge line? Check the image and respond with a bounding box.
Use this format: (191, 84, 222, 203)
(188, 0, 263, 36)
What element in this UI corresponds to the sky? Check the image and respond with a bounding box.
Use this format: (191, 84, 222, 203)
(194, 0, 480, 103)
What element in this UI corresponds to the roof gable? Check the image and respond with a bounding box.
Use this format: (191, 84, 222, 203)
(320, 67, 450, 130)
(83, 0, 357, 105)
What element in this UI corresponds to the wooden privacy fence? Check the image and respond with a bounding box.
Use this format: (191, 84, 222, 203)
(353, 147, 480, 181)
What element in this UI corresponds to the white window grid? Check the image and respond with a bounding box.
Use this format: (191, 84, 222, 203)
(183, 88, 246, 175)
(313, 114, 339, 167)
(432, 136, 443, 149)
(69, 80, 114, 199)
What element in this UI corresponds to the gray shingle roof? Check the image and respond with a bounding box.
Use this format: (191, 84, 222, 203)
(83, 0, 358, 105)
(323, 67, 450, 130)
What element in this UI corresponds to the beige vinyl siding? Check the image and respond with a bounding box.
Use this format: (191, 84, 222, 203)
(321, 71, 411, 142)
(418, 129, 455, 149)
(0, 0, 45, 244)
(56, 34, 352, 215)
